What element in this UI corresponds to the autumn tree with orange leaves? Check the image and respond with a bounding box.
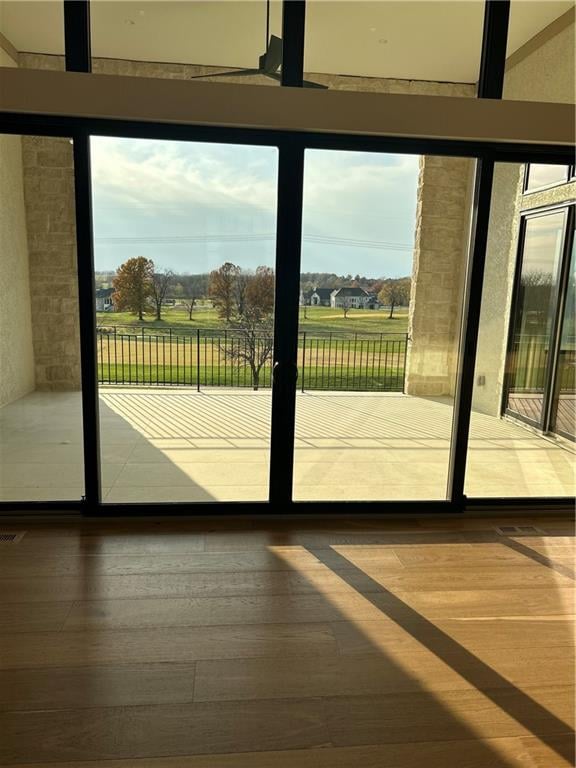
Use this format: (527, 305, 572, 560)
(112, 257, 154, 320)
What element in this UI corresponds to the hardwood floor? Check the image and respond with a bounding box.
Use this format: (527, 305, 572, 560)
(0, 516, 573, 767)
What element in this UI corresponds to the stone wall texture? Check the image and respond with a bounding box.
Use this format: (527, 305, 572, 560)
(0, 47, 35, 407)
(20, 135, 81, 390)
(406, 154, 474, 397)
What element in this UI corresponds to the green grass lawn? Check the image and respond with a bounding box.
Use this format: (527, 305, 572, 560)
(98, 363, 405, 391)
(97, 305, 409, 337)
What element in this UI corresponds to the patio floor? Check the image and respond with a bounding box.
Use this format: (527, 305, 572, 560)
(0, 388, 574, 503)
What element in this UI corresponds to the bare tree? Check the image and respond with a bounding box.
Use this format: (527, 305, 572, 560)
(225, 312, 274, 391)
(220, 265, 275, 390)
(234, 271, 250, 317)
(150, 268, 175, 321)
(209, 262, 240, 321)
(342, 297, 353, 319)
(183, 296, 197, 321)
(175, 273, 208, 321)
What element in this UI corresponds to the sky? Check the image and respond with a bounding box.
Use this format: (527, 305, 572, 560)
(90, 137, 419, 279)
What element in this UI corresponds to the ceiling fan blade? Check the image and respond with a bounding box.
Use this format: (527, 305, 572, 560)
(303, 79, 329, 89)
(190, 68, 261, 80)
(261, 34, 283, 74)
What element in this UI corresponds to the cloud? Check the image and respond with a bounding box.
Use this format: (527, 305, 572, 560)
(90, 137, 420, 277)
(90, 136, 279, 215)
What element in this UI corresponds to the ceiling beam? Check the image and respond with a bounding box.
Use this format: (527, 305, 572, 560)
(0, 67, 573, 147)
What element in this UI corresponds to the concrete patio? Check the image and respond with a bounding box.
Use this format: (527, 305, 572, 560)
(0, 388, 574, 503)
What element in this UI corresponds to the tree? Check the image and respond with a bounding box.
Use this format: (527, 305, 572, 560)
(218, 264, 275, 390)
(245, 266, 274, 317)
(183, 296, 197, 321)
(209, 262, 240, 321)
(112, 257, 154, 320)
(378, 277, 411, 319)
(176, 273, 209, 320)
(150, 268, 175, 321)
(234, 271, 250, 317)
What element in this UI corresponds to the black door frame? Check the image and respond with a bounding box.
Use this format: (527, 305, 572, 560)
(503, 203, 575, 439)
(0, 0, 574, 515)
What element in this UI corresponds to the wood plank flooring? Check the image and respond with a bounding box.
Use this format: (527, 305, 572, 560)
(0, 516, 573, 767)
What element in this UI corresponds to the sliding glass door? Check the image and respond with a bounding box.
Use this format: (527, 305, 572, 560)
(504, 209, 567, 428)
(505, 206, 574, 442)
(292, 149, 470, 502)
(90, 136, 279, 503)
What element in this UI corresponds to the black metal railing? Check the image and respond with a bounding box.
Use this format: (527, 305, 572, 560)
(96, 326, 408, 392)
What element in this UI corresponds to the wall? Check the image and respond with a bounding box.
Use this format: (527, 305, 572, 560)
(21, 134, 81, 390)
(406, 154, 475, 396)
(473, 20, 575, 417)
(0, 46, 35, 407)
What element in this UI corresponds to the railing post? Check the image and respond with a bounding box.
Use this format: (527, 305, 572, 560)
(301, 332, 306, 393)
(196, 328, 201, 392)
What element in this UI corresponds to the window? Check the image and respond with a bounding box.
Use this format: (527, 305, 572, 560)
(524, 164, 570, 194)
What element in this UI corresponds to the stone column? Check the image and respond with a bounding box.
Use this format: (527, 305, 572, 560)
(21, 135, 81, 391)
(405, 155, 475, 397)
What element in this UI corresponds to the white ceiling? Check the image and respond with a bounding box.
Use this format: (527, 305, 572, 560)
(0, 0, 572, 82)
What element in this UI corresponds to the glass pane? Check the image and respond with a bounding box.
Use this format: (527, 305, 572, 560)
(505, 1, 575, 103)
(90, 136, 278, 503)
(91, 1, 282, 86)
(552, 235, 576, 440)
(525, 164, 569, 193)
(304, 0, 484, 96)
(293, 149, 471, 502)
(506, 211, 565, 425)
(0, 134, 84, 502)
(466, 161, 574, 499)
(0, 0, 65, 69)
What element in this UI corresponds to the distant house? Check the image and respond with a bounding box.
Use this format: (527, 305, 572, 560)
(330, 286, 377, 309)
(303, 287, 334, 307)
(95, 287, 114, 312)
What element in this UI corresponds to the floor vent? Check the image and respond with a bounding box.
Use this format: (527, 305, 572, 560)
(495, 525, 545, 536)
(0, 532, 26, 543)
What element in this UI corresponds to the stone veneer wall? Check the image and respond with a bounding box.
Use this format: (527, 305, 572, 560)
(406, 154, 475, 397)
(0, 46, 35, 406)
(19, 53, 475, 394)
(20, 135, 81, 390)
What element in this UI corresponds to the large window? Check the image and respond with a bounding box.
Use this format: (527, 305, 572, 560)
(90, 1, 282, 87)
(90, 136, 278, 503)
(1, 0, 574, 514)
(466, 168, 575, 500)
(0, 133, 84, 502)
(293, 149, 469, 502)
(304, 0, 484, 95)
